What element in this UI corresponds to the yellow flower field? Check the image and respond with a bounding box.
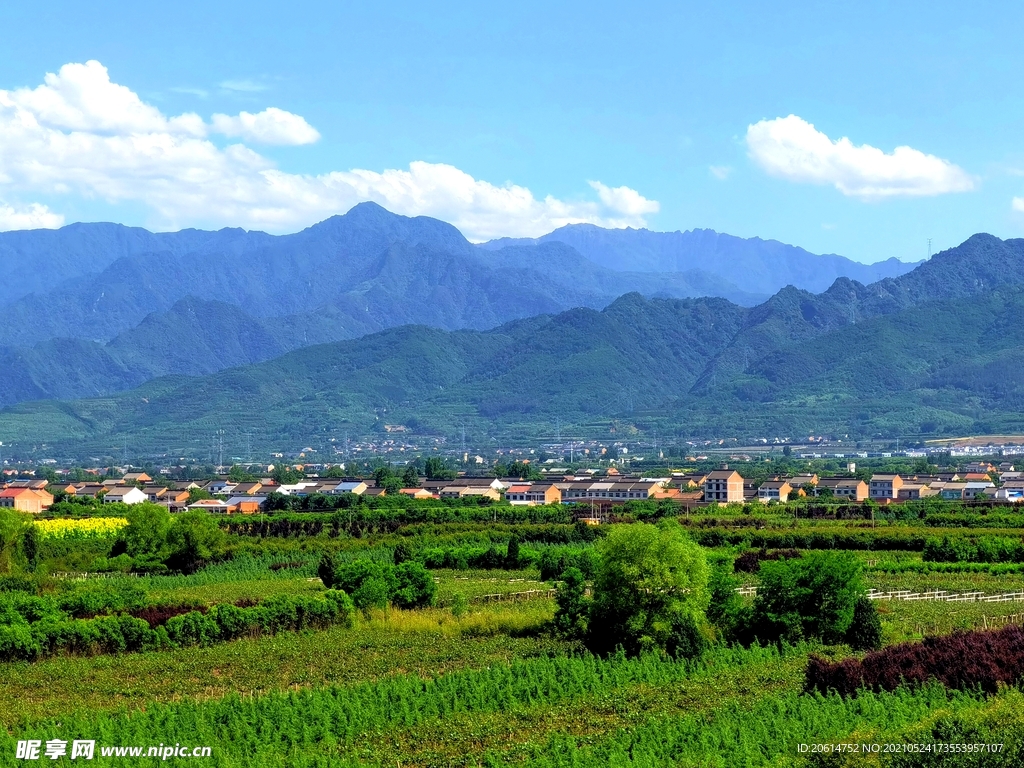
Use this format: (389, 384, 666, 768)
(34, 517, 129, 539)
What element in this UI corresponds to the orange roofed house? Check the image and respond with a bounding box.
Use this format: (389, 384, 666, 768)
(0, 488, 54, 514)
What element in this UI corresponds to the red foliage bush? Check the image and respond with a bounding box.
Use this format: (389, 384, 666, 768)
(806, 624, 1024, 696)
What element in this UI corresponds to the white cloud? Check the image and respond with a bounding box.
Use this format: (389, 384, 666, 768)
(587, 181, 659, 218)
(709, 165, 732, 180)
(1013, 197, 1024, 213)
(746, 115, 975, 199)
(0, 202, 64, 231)
(211, 107, 320, 145)
(0, 61, 658, 240)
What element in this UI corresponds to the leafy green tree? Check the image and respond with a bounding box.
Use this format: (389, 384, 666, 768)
(0, 509, 27, 575)
(845, 595, 883, 650)
(164, 511, 227, 573)
(323, 465, 347, 479)
(271, 465, 304, 485)
(706, 566, 746, 640)
(450, 591, 468, 618)
(401, 464, 420, 488)
(120, 503, 173, 561)
(227, 465, 256, 482)
(187, 488, 213, 504)
(588, 521, 710, 655)
(392, 562, 437, 609)
(393, 542, 413, 565)
(553, 567, 588, 638)
(19, 524, 39, 572)
(424, 457, 456, 480)
(505, 461, 541, 480)
(505, 534, 522, 569)
(750, 551, 864, 645)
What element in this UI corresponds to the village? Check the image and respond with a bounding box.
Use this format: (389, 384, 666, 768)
(2, 459, 1021, 516)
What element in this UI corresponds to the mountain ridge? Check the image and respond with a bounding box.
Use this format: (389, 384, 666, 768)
(3, 231, 1024, 458)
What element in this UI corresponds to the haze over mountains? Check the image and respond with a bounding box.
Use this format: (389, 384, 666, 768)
(2, 224, 1023, 459)
(0, 203, 914, 408)
(483, 224, 918, 294)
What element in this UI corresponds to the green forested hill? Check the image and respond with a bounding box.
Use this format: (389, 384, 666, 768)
(4, 276, 1024, 458)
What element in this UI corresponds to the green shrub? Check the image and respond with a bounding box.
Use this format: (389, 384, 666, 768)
(392, 562, 436, 609)
(165, 610, 219, 646)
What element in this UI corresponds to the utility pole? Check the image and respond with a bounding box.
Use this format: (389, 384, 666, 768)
(927, 238, 932, 258)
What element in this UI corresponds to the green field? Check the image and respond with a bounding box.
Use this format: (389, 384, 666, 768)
(5, 499, 1024, 765)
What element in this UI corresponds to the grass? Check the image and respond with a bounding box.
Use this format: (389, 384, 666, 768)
(147, 576, 326, 606)
(0, 603, 560, 725)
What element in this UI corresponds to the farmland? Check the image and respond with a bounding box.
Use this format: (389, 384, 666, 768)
(4, 494, 1024, 765)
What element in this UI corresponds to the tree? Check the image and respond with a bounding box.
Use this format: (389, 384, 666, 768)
(228, 465, 256, 482)
(164, 511, 226, 573)
(0, 508, 27, 575)
(505, 534, 522, 569)
(424, 457, 456, 481)
(121, 503, 172, 558)
(588, 521, 710, 656)
(271, 465, 304, 485)
(845, 595, 883, 650)
(750, 551, 864, 645)
(553, 567, 588, 638)
(19, 524, 39, 572)
(392, 562, 437, 609)
(187, 488, 213, 504)
(401, 464, 420, 488)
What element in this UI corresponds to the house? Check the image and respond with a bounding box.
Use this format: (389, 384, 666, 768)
(964, 462, 995, 475)
(704, 470, 744, 503)
(331, 481, 368, 495)
(995, 486, 1024, 502)
(834, 480, 868, 501)
(122, 472, 152, 484)
(439, 486, 501, 501)
(103, 487, 148, 505)
(939, 482, 967, 500)
(672, 473, 707, 490)
(758, 480, 792, 503)
(207, 480, 237, 495)
(964, 481, 995, 500)
(0, 488, 54, 514)
(397, 488, 436, 500)
(71, 483, 108, 498)
(999, 462, 1016, 472)
(506, 483, 562, 505)
(187, 498, 230, 512)
(230, 482, 264, 496)
(4, 479, 49, 490)
(224, 496, 264, 514)
(869, 475, 903, 500)
(790, 474, 819, 488)
(897, 483, 938, 500)
(142, 486, 171, 502)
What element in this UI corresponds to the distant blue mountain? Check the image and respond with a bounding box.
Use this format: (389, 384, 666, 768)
(482, 224, 919, 295)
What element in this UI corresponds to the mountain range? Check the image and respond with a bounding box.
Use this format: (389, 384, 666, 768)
(2, 229, 1023, 460)
(483, 224, 918, 294)
(0, 203, 913, 407)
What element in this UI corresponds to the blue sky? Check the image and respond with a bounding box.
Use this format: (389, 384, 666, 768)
(0, 0, 1022, 263)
